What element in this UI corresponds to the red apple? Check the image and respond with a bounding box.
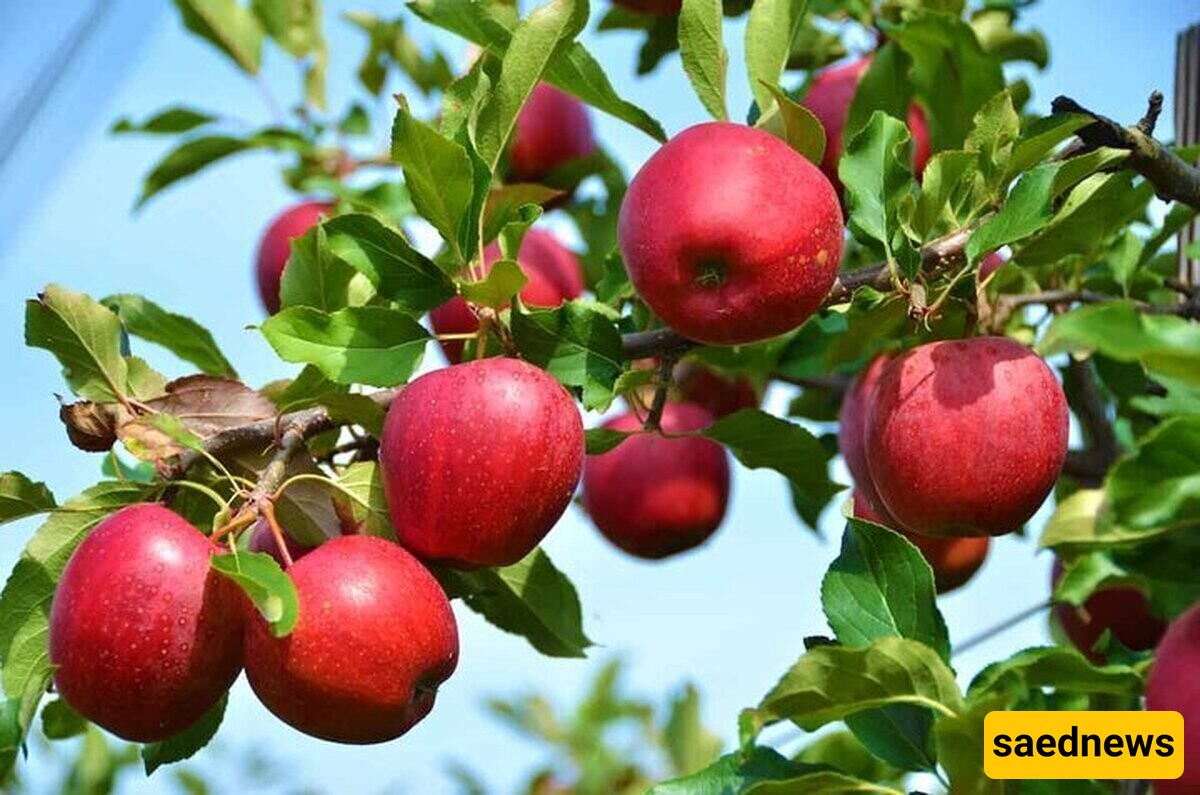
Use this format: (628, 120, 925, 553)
(509, 84, 597, 184)
(256, 201, 332, 314)
(838, 354, 893, 522)
(866, 337, 1068, 537)
(430, 229, 584, 363)
(801, 57, 932, 195)
(611, 0, 681, 14)
(853, 491, 990, 594)
(583, 403, 730, 559)
(246, 518, 316, 566)
(49, 503, 244, 742)
(675, 363, 759, 419)
(1145, 603, 1200, 795)
(1051, 560, 1166, 663)
(244, 536, 458, 744)
(380, 357, 584, 567)
(979, 252, 1007, 281)
(619, 122, 843, 345)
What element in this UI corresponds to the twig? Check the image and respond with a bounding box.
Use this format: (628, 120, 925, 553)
(955, 601, 1052, 656)
(644, 356, 675, 431)
(1061, 357, 1121, 487)
(1053, 93, 1200, 209)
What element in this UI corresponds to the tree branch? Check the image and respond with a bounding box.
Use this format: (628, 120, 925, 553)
(1054, 92, 1200, 209)
(1062, 356, 1121, 487)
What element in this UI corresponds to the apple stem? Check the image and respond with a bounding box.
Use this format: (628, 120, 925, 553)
(643, 355, 677, 432)
(260, 500, 295, 568)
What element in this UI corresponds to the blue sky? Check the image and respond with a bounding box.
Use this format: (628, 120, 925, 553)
(0, 1, 1196, 792)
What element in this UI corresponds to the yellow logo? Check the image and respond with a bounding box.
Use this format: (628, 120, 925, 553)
(984, 711, 1184, 780)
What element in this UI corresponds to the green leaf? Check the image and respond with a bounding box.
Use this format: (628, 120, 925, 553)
(1107, 416, 1200, 533)
(750, 637, 963, 733)
(319, 393, 386, 437)
(260, 306, 429, 387)
(280, 223, 373, 313)
(663, 684, 723, 776)
(25, 285, 128, 403)
(475, 0, 589, 170)
(843, 43, 912, 149)
(965, 162, 1060, 263)
(678, 0, 728, 121)
(482, 184, 564, 244)
(1016, 172, 1151, 268)
(322, 214, 455, 313)
(703, 410, 842, 515)
(111, 107, 217, 135)
(141, 693, 227, 775)
(967, 647, 1143, 702)
(409, 0, 665, 142)
(390, 105, 477, 261)
(102, 294, 237, 378)
(1039, 302, 1200, 390)
(822, 519, 950, 660)
(40, 698, 86, 740)
(964, 88, 1020, 196)
(0, 482, 155, 719)
(337, 462, 395, 539)
(511, 300, 624, 411)
(459, 260, 528, 309)
(0, 474, 56, 527)
(758, 85, 826, 164)
(436, 548, 592, 658)
(840, 112, 919, 275)
(910, 149, 978, 238)
(795, 730, 904, 785)
(171, 0, 264, 74)
(744, 0, 808, 116)
(211, 552, 298, 637)
(585, 427, 634, 455)
(648, 746, 820, 795)
(1005, 114, 1090, 181)
(1038, 489, 1109, 551)
(252, 0, 323, 58)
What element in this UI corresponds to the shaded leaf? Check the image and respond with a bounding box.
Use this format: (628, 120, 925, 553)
(211, 552, 298, 637)
(102, 294, 237, 377)
(322, 214, 455, 313)
(511, 300, 624, 411)
(141, 693, 226, 775)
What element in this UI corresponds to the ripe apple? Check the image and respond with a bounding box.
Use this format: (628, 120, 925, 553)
(246, 518, 315, 566)
(244, 535, 458, 744)
(853, 491, 990, 594)
(1051, 560, 1166, 663)
(801, 57, 931, 194)
(430, 228, 584, 363)
(509, 84, 597, 184)
(583, 403, 730, 559)
(837, 354, 893, 522)
(49, 503, 244, 742)
(256, 201, 332, 314)
(675, 363, 759, 419)
(1145, 603, 1200, 795)
(866, 337, 1068, 537)
(380, 357, 584, 567)
(619, 122, 843, 345)
(611, 0, 681, 14)
(979, 252, 1007, 281)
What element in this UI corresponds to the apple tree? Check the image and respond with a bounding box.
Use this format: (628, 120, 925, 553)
(2, 0, 1200, 792)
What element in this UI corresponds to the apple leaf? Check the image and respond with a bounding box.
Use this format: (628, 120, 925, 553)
(840, 112, 920, 277)
(1106, 416, 1200, 533)
(966, 647, 1143, 702)
(963, 88, 1020, 197)
(1040, 303, 1200, 391)
(649, 747, 825, 795)
(111, 106, 217, 135)
(260, 306, 429, 387)
(909, 149, 979, 239)
(585, 427, 634, 455)
(211, 552, 299, 638)
(511, 300, 624, 411)
(141, 693, 227, 775)
(409, 0, 665, 143)
(965, 162, 1060, 264)
(40, 698, 86, 740)
(435, 547, 592, 658)
(459, 259, 528, 309)
(482, 184, 564, 244)
(171, 0, 264, 74)
(744, 0, 807, 117)
(678, 0, 728, 121)
(474, 0, 589, 171)
(101, 294, 237, 378)
(280, 223, 373, 313)
(662, 684, 723, 777)
(322, 214, 455, 313)
(390, 105, 478, 262)
(843, 42, 912, 151)
(336, 462, 396, 539)
(0, 480, 156, 752)
(318, 393, 386, 437)
(822, 519, 950, 661)
(0, 473, 56, 527)
(25, 285, 128, 404)
(1017, 172, 1151, 268)
(702, 409, 842, 518)
(757, 84, 825, 165)
(747, 637, 964, 734)
(1004, 113, 1091, 182)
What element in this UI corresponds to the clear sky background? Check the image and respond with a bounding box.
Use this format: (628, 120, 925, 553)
(0, 1, 1196, 793)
